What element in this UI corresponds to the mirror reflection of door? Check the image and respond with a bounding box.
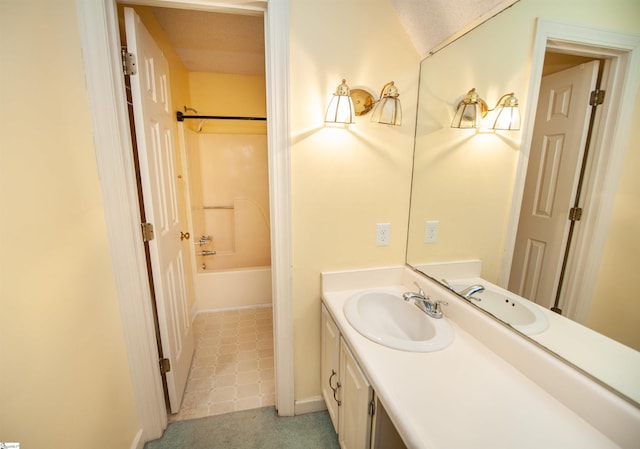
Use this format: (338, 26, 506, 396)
(509, 55, 603, 314)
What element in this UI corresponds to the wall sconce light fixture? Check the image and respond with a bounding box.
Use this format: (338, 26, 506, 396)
(370, 81, 402, 126)
(325, 79, 402, 126)
(325, 79, 356, 124)
(487, 92, 520, 130)
(451, 88, 520, 130)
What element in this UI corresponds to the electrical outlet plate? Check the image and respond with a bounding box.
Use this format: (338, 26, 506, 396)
(424, 220, 439, 243)
(376, 223, 391, 246)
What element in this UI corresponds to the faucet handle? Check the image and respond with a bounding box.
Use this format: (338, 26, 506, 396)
(413, 281, 425, 297)
(434, 300, 448, 314)
(429, 300, 448, 319)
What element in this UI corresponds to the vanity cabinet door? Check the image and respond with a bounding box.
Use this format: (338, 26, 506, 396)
(338, 338, 373, 449)
(322, 305, 341, 430)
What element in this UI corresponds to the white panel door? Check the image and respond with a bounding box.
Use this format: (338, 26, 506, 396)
(509, 61, 600, 308)
(125, 7, 194, 414)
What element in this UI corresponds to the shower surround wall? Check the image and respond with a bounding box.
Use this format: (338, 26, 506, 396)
(190, 132, 271, 310)
(198, 133, 270, 270)
(184, 72, 270, 312)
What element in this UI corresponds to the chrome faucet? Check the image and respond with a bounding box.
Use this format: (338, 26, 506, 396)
(402, 282, 447, 319)
(458, 284, 485, 301)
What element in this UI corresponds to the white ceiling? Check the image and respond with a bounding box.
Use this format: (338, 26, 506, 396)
(151, 0, 516, 76)
(152, 7, 265, 76)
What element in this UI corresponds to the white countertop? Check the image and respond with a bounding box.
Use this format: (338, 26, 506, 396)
(322, 268, 622, 449)
(451, 276, 640, 405)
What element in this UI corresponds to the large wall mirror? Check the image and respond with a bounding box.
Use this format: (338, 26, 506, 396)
(406, 1, 640, 406)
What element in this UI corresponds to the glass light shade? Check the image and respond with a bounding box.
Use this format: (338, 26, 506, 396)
(489, 94, 520, 130)
(451, 102, 483, 128)
(451, 88, 486, 128)
(371, 81, 402, 126)
(325, 79, 355, 124)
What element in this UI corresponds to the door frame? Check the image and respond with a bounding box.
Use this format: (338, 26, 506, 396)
(75, 0, 293, 443)
(500, 19, 640, 322)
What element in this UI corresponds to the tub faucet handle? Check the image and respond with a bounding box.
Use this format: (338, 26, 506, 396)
(195, 235, 212, 246)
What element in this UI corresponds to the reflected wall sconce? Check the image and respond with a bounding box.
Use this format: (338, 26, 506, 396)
(450, 88, 520, 130)
(325, 79, 402, 126)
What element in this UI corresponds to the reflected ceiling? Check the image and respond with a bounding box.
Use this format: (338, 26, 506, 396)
(390, 0, 513, 57)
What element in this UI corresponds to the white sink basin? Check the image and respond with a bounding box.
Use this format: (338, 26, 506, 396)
(343, 290, 454, 352)
(451, 284, 549, 335)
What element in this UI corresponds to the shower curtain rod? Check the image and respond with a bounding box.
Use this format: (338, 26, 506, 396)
(176, 111, 266, 122)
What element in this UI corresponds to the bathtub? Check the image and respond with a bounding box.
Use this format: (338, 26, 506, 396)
(194, 266, 272, 312)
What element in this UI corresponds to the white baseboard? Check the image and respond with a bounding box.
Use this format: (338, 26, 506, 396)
(294, 396, 327, 415)
(130, 429, 145, 449)
(196, 303, 273, 315)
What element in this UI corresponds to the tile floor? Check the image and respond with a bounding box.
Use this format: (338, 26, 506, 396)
(170, 307, 275, 422)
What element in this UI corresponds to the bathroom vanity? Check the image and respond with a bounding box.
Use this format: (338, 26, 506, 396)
(322, 304, 407, 449)
(320, 266, 640, 449)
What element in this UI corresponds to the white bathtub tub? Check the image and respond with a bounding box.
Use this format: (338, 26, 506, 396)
(194, 266, 272, 312)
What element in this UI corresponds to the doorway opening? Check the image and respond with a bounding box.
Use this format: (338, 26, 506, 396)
(76, 0, 293, 439)
(119, 4, 275, 421)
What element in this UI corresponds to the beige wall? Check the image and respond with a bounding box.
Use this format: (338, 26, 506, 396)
(289, 0, 420, 400)
(188, 72, 267, 135)
(0, 1, 140, 447)
(587, 87, 640, 351)
(407, 0, 640, 348)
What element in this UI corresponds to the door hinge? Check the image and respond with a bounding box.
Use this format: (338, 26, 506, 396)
(569, 207, 583, 221)
(121, 49, 138, 76)
(159, 358, 171, 375)
(589, 89, 605, 106)
(141, 222, 155, 242)
(368, 399, 376, 416)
